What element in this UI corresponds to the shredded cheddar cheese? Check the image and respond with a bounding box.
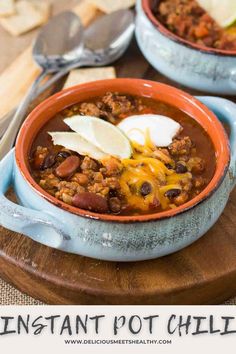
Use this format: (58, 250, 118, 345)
(119, 139, 192, 212)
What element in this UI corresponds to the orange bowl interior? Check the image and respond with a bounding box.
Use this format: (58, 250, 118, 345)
(15, 79, 230, 222)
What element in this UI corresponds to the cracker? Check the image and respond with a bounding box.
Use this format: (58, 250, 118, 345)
(0, 0, 49, 36)
(73, 1, 100, 27)
(63, 67, 116, 89)
(0, 0, 15, 17)
(88, 0, 136, 13)
(29, 0, 51, 23)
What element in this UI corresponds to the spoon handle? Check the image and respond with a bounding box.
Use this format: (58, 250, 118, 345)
(0, 53, 96, 141)
(36, 57, 91, 96)
(0, 70, 47, 160)
(37, 67, 74, 96)
(0, 63, 85, 140)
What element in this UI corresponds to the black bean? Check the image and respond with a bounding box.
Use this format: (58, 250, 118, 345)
(57, 151, 71, 159)
(166, 163, 174, 170)
(109, 189, 118, 198)
(41, 153, 57, 170)
(109, 197, 121, 214)
(165, 189, 181, 199)
(175, 162, 188, 174)
(140, 182, 152, 196)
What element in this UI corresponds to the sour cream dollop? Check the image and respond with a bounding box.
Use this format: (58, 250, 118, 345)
(118, 114, 181, 147)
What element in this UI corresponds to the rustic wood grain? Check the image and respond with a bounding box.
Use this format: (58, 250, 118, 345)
(0, 36, 236, 304)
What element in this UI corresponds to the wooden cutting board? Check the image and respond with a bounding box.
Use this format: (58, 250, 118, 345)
(0, 1, 236, 305)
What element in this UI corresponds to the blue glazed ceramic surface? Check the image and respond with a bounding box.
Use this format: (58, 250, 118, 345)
(136, 0, 236, 95)
(0, 97, 236, 262)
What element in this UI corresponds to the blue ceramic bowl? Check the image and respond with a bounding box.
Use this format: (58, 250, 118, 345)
(0, 79, 235, 261)
(136, 0, 236, 94)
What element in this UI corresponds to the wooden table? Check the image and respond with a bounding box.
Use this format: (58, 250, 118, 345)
(0, 0, 236, 305)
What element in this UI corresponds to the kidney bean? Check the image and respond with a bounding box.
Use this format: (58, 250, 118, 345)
(165, 189, 181, 199)
(140, 182, 152, 196)
(34, 155, 46, 170)
(41, 153, 57, 170)
(72, 192, 109, 213)
(56, 156, 80, 178)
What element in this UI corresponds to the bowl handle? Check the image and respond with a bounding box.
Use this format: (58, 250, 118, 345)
(197, 96, 236, 190)
(0, 149, 67, 248)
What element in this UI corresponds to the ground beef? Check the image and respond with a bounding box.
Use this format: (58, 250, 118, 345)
(193, 176, 206, 188)
(81, 156, 98, 171)
(168, 137, 193, 156)
(62, 92, 138, 124)
(102, 92, 135, 116)
(88, 183, 110, 196)
(101, 157, 123, 176)
(187, 157, 205, 174)
(79, 102, 101, 117)
(154, 0, 236, 50)
(174, 191, 189, 206)
(71, 173, 88, 185)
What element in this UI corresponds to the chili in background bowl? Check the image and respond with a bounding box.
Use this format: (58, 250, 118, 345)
(136, 0, 236, 94)
(0, 79, 235, 261)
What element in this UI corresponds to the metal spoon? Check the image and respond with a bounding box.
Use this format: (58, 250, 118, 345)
(35, 9, 135, 96)
(78, 8, 135, 64)
(0, 10, 134, 142)
(0, 11, 84, 160)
